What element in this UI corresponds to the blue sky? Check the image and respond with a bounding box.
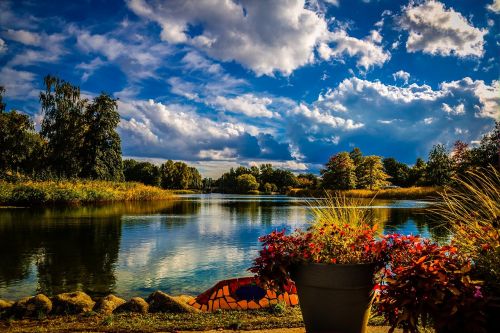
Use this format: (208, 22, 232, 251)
(0, 0, 499, 177)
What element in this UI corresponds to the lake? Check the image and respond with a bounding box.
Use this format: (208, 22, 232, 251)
(0, 194, 449, 300)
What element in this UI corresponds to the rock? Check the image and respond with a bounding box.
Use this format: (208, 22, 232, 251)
(51, 291, 95, 314)
(12, 294, 52, 318)
(93, 295, 126, 314)
(114, 297, 149, 314)
(146, 291, 200, 313)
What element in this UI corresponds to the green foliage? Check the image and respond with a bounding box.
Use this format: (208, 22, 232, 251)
(427, 144, 453, 186)
(123, 160, 160, 186)
(408, 157, 427, 186)
(79, 93, 123, 181)
(236, 174, 259, 193)
(356, 155, 389, 190)
(263, 182, 278, 194)
(216, 164, 297, 194)
(383, 157, 410, 187)
(40, 75, 88, 178)
(321, 152, 356, 190)
(469, 121, 500, 169)
(0, 108, 45, 175)
(159, 160, 201, 189)
(296, 173, 319, 189)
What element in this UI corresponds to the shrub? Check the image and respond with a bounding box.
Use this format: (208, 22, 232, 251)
(376, 234, 486, 333)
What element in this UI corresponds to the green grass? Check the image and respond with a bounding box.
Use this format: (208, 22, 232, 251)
(288, 187, 441, 200)
(0, 180, 174, 206)
(0, 308, 411, 332)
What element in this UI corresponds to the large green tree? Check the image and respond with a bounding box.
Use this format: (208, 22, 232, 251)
(40, 75, 87, 178)
(321, 152, 356, 190)
(470, 121, 500, 169)
(123, 160, 160, 186)
(383, 157, 410, 187)
(0, 88, 45, 175)
(357, 155, 388, 190)
(80, 94, 123, 181)
(159, 160, 202, 189)
(236, 174, 259, 193)
(427, 144, 452, 186)
(407, 158, 427, 186)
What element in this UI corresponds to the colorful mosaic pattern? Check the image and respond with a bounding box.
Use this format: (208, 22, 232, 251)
(188, 277, 298, 311)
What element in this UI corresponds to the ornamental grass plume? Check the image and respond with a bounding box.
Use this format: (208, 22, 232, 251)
(432, 167, 500, 291)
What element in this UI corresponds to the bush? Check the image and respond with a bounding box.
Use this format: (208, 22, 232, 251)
(376, 235, 487, 333)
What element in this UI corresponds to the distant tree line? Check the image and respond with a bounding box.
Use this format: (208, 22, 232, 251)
(122, 159, 202, 190)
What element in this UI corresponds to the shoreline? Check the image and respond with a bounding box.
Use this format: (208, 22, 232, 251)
(287, 186, 441, 200)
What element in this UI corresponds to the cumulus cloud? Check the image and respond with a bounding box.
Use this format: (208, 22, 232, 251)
(318, 28, 390, 70)
(118, 98, 293, 161)
(212, 94, 277, 118)
(297, 76, 500, 163)
(487, 0, 500, 13)
(126, 0, 329, 76)
(398, 0, 487, 58)
(127, 0, 391, 75)
(392, 70, 410, 85)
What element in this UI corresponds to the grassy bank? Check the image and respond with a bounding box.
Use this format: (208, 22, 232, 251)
(0, 180, 174, 206)
(288, 186, 441, 200)
(0, 308, 409, 333)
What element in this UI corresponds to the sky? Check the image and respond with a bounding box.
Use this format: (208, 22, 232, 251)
(0, 0, 499, 177)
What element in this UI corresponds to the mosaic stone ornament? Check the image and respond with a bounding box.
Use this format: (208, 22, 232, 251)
(188, 277, 298, 311)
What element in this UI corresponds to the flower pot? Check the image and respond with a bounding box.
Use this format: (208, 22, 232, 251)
(290, 262, 377, 333)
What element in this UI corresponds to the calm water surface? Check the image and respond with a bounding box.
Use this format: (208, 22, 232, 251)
(0, 194, 449, 300)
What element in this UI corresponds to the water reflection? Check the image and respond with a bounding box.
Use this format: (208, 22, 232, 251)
(0, 195, 449, 300)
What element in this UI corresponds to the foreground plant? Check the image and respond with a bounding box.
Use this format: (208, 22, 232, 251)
(250, 195, 387, 289)
(376, 235, 486, 333)
(433, 167, 500, 292)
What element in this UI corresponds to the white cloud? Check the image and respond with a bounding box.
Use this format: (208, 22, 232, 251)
(441, 103, 465, 115)
(399, 0, 487, 58)
(323, 0, 339, 6)
(392, 70, 410, 85)
(295, 76, 500, 162)
(76, 57, 105, 82)
(213, 94, 277, 118)
(127, 0, 330, 76)
(182, 51, 222, 74)
(487, 0, 500, 13)
(2, 29, 41, 46)
(127, 0, 392, 75)
(118, 98, 292, 161)
(318, 29, 390, 70)
(0, 38, 6, 53)
(77, 31, 126, 61)
(0, 67, 38, 99)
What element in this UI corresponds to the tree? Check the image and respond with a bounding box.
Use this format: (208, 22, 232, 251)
(297, 173, 320, 189)
(0, 88, 45, 176)
(383, 157, 410, 187)
(159, 160, 202, 189)
(321, 152, 356, 190)
(357, 155, 389, 190)
(263, 182, 278, 194)
(470, 121, 500, 170)
(40, 75, 87, 178)
(123, 160, 160, 186)
(451, 140, 471, 177)
(350, 147, 364, 187)
(236, 174, 259, 193)
(407, 158, 427, 186)
(427, 144, 452, 186)
(79, 93, 123, 181)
